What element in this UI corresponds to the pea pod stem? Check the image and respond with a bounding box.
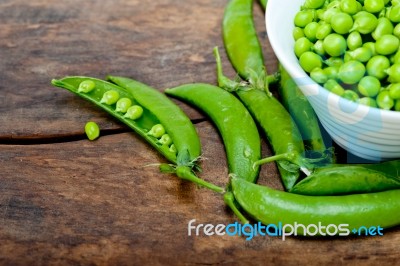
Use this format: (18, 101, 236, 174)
(176, 166, 225, 193)
(224, 191, 249, 224)
(253, 153, 296, 169)
(213, 47, 277, 94)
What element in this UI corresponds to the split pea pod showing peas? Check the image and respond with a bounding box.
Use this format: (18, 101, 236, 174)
(106, 75, 201, 165)
(231, 176, 400, 235)
(51, 76, 223, 193)
(165, 83, 261, 223)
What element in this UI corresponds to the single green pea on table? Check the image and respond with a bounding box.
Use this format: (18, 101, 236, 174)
(51, 0, 400, 239)
(294, 0, 400, 110)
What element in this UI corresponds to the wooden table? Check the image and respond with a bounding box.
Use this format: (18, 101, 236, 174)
(1, 0, 399, 265)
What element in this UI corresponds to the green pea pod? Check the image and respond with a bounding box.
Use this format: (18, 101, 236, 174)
(261, 0, 326, 157)
(214, 47, 327, 190)
(52, 76, 223, 193)
(165, 83, 261, 223)
(278, 65, 328, 155)
(231, 176, 400, 236)
(235, 88, 304, 189)
(220, 0, 326, 190)
(290, 166, 400, 196)
(315, 159, 400, 179)
(223, 0, 266, 89)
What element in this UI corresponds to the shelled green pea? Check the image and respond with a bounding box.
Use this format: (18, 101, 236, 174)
(331, 12, 353, 34)
(372, 17, 394, 41)
(299, 51, 323, 72)
(294, 10, 316, 28)
(342, 89, 360, 102)
(375, 35, 399, 55)
(359, 97, 378, 107)
(351, 11, 378, 34)
(338, 60, 366, 84)
(346, 47, 373, 62)
(366, 55, 391, 80)
(294, 0, 400, 111)
(324, 79, 345, 96)
(389, 83, 400, 99)
(347, 31, 363, 51)
(293, 27, 305, 40)
(339, 0, 360, 15)
(295, 37, 314, 57)
(394, 23, 400, 38)
(85, 121, 100, 141)
(358, 76, 381, 97)
(377, 90, 395, 109)
(387, 64, 400, 83)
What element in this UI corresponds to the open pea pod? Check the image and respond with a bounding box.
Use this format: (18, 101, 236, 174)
(51, 76, 223, 193)
(52, 76, 178, 162)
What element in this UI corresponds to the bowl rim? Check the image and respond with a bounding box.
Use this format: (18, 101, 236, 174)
(265, 0, 400, 123)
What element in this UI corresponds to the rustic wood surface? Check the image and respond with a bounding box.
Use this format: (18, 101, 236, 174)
(1, 0, 399, 265)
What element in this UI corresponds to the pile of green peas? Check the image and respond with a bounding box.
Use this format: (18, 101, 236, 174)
(78, 80, 177, 153)
(293, 0, 400, 110)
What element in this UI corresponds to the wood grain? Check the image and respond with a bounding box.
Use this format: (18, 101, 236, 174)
(1, 122, 399, 265)
(0, 0, 277, 142)
(1, 0, 397, 264)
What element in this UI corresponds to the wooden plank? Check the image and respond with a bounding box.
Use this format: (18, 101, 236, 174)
(0, 0, 277, 141)
(0, 122, 399, 265)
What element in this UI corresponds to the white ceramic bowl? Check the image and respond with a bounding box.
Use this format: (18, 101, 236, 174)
(266, 0, 400, 161)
